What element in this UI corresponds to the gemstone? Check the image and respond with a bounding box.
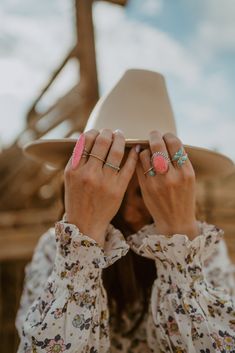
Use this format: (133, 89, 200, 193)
(152, 154, 169, 174)
(148, 169, 156, 176)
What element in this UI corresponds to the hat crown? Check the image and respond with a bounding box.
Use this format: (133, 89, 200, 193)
(84, 69, 177, 139)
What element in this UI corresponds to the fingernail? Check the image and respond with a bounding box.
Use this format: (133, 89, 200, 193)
(114, 129, 124, 134)
(135, 144, 141, 153)
(72, 133, 85, 169)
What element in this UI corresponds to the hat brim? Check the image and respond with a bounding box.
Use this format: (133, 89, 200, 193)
(23, 138, 234, 180)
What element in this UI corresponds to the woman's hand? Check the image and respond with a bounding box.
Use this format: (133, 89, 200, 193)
(136, 130, 200, 240)
(64, 128, 138, 247)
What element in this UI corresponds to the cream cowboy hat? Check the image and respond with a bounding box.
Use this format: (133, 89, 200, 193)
(23, 69, 234, 179)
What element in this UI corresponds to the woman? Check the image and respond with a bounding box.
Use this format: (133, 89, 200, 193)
(16, 70, 235, 352)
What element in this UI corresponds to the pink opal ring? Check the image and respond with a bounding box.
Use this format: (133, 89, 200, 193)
(151, 151, 170, 175)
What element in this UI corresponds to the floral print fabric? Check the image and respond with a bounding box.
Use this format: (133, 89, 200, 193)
(16, 219, 235, 353)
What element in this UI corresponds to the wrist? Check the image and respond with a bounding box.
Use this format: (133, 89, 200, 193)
(65, 216, 107, 248)
(154, 219, 200, 240)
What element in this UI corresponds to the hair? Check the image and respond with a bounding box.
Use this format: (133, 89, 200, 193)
(103, 200, 156, 336)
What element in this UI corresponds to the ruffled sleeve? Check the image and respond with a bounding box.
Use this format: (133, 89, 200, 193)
(17, 220, 129, 353)
(127, 221, 235, 352)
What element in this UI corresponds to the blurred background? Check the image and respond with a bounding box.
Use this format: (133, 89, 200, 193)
(0, 0, 234, 351)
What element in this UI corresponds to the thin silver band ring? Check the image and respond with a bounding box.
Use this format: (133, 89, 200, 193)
(143, 166, 155, 175)
(104, 162, 120, 172)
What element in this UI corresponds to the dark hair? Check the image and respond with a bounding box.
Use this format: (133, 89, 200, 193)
(103, 203, 156, 336)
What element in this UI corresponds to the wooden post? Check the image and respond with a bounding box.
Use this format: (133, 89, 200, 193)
(75, 0, 99, 121)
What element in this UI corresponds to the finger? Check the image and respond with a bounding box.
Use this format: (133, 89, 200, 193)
(103, 129, 125, 176)
(149, 130, 173, 174)
(87, 129, 113, 169)
(135, 158, 147, 189)
(65, 129, 99, 171)
(78, 129, 100, 167)
(163, 133, 194, 173)
(139, 148, 152, 178)
(149, 130, 171, 159)
(118, 146, 138, 186)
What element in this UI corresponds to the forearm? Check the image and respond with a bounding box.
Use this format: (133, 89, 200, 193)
(128, 221, 235, 351)
(17, 220, 129, 353)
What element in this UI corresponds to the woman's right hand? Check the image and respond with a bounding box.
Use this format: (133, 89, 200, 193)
(64, 128, 139, 247)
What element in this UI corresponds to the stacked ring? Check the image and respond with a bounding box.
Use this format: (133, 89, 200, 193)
(84, 152, 120, 172)
(88, 153, 106, 163)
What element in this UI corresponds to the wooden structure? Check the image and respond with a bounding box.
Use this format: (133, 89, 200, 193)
(0, 0, 234, 351)
(0, 1, 127, 352)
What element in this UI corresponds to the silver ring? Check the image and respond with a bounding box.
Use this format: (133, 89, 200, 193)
(104, 162, 120, 172)
(143, 166, 156, 176)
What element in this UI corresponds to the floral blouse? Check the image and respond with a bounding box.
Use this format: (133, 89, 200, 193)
(15, 215, 235, 353)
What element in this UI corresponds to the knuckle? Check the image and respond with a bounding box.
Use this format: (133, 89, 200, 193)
(149, 129, 162, 137)
(101, 128, 112, 135)
(166, 175, 179, 188)
(85, 129, 99, 141)
(163, 132, 177, 140)
(109, 187, 121, 199)
(151, 141, 164, 151)
(170, 141, 182, 153)
(80, 172, 97, 188)
(164, 133, 182, 149)
(183, 169, 195, 182)
(86, 128, 99, 135)
(111, 148, 123, 160)
(97, 135, 112, 147)
(64, 166, 73, 180)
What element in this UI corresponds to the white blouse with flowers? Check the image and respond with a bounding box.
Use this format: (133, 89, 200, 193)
(15, 215, 235, 353)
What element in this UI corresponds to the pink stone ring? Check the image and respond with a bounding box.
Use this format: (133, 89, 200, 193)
(151, 151, 170, 175)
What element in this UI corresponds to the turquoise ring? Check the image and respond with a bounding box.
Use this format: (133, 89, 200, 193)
(171, 147, 188, 167)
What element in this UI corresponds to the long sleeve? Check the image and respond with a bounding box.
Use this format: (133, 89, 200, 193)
(127, 221, 235, 352)
(15, 228, 56, 335)
(16, 220, 129, 353)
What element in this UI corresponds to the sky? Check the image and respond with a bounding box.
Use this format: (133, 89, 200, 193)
(0, 0, 234, 159)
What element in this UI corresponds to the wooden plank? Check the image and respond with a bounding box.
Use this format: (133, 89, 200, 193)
(0, 225, 51, 262)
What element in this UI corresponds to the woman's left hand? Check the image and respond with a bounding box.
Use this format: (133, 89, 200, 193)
(136, 130, 200, 240)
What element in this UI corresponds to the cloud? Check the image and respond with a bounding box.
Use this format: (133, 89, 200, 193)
(192, 0, 235, 60)
(129, 0, 163, 17)
(93, 2, 200, 91)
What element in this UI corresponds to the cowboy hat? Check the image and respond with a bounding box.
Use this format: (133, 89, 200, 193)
(23, 69, 234, 179)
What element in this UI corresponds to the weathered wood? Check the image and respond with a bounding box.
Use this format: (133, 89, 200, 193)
(0, 225, 50, 262)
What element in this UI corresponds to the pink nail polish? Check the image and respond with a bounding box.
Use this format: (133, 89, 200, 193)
(72, 133, 85, 169)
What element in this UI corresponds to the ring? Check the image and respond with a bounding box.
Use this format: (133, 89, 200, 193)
(104, 162, 120, 172)
(143, 166, 156, 176)
(171, 147, 188, 167)
(81, 149, 89, 158)
(151, 151, 170, 174)
(88, 153, 106, 163)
